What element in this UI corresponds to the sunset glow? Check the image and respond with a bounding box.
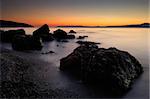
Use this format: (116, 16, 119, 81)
(1, 0, 149, 26)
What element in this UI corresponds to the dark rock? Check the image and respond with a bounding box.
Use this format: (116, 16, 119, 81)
(53, 29, 67, 39)
(77, 36, 88, 39)
(40, 33, 54, 41)
(12, 35, 43, 51)
(76, 41, 100, 45)
(53, 29, 75, 39)
(60, 44, 143, 94)
(57, 39, 69, 42)
(66, 35, 75, 39)
(69, 30, 76, 33)
(33, 24, 54, 41)
(41, 51, 55, 54)
(0, 29, 25, 42)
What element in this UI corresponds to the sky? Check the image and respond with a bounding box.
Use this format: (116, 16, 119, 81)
(1, 0, 149, 26)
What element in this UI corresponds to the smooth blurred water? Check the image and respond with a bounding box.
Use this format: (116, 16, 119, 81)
(1, 27, 149, 98)
(2, 27, 149, 67)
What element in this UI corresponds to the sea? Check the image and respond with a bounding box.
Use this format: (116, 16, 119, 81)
(1, 27, 149, 98)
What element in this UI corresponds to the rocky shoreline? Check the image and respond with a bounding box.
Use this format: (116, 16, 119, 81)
(0, 25, 144, 98)
(0, 48, 80, 98)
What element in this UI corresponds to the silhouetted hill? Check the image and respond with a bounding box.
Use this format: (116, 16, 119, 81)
(57, 23, 150, 28)
(107, 23, 150, 28)
(0, 20, 33, 27)
(57, 26, 102, 28)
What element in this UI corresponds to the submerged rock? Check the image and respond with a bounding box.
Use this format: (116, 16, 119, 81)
(0, 29, 25, 42)
(77, 36, 88, 39)
(60, 44, 143, 94)
(67, 35, 75, 39)
(33, 24, 54, 41)
(41, 50, 55, 54)
(76, 41, 100, 45)
(12, 35, 43, 51)
(57, 39, 69, 42)
(69, 30, 76, 34)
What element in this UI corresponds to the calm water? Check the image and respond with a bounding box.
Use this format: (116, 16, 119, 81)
(1, 27, 149, 98)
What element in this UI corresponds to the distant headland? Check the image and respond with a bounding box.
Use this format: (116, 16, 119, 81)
(0, 20, 33, 27)
(57, 23, 150, 28)
(0, 20, 149, 28)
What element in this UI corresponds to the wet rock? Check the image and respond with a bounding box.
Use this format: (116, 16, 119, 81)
(77, 36, 88, 39)
(57, 39, 69, 42)
(53, 29, 75, 39)
(76, 41, 100, 45)
(41, 51, 55, 54)
(53, 29, 68, 39)
(33, 24, 54, 41)
(60, 44, 143, 94)
(0, 29, 25, 42)
(12, 35, 43, 51)
(66, 35, 75, 39)
(69, 30, 76, 34)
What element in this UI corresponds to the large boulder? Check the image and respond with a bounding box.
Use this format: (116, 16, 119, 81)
(12, 35, 43, 51)
(60, 44, 143, 94)
(0, 29, 25, 42)
(33, 24, 54, 41)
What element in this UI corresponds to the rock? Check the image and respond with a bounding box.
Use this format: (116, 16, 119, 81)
(33, 24, 54, 41)
(41, 51, 55, 54)
(12, 35, 43, 51)
(66, 35, 75, 39)
(60, 44, 143, 94)
(40, 33, 54, 41)
(77, 36, 88, 39)
(0, 29, 26, 42)
(69, 30, 76, 33)
(53, 29, 75, 39)
(53, 29, 67, 39)
(76, 41, 100, 45)
(57, 39, 69, 42)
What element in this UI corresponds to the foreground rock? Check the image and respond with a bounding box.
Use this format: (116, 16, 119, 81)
(60, 44, 143, 94)
(33, 24, 54, 41)
(53, 29, 75, 39)
(12, 35, 43, 51)
(0, 29, 25, 42)
(69, 30, 76, 34)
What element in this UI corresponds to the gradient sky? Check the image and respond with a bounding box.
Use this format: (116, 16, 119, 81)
(1, 0, 149, 26)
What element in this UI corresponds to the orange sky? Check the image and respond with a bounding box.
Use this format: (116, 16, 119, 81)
(2, 0, 149, 26)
